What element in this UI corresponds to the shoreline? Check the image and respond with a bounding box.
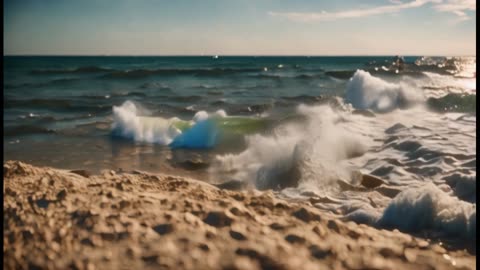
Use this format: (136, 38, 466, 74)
(3, 160, 475, 270)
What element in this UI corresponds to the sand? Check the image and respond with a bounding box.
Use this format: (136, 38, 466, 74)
(3, 160, 475, 270)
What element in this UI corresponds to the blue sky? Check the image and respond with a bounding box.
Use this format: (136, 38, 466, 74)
(4, 0, 476, 55)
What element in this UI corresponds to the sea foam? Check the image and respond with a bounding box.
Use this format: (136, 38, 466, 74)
(112, 100, 226, 147)
(346, 182, 476, 240)
(345, 70, 423, 112)
(211, 104, 370, 190)
(112, 100, 182, 144)
(378, 183, 476, 240)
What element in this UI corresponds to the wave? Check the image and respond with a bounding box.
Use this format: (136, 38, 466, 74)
(413, 56, 469, 76)
(138, 82, 171, 90)
(16, 113, 97, 123)
(281, 95, 324, 104)
(294, 74, 325, 80)
(325, 70, 355, 79)
(17, 113, 56, 122)
(250, 74, 283, 79)
(344, 70, 424, 113)
(30, 66, 113, 75)
(5, 98, 112, 113)
(210, 105, 369, 190)
(5, 78, 80, 89)
(192, 84, 221, 90)
(346, 183, 476, 244)
(443, 173, 476, 203)
(381, 183, 475, 240)
(5, 98, 73, 109)
(111, 101, 184, 144)
(232, 103, 276, 115)
(4, 125, 55, 136)
(5, 82, 47, 89)
(325, 66, 454, 80)
(102, 67, 261, 79)
(111, 100, 269, 148)
(80, 91, 147, 99)
(427, 94, 476, 113)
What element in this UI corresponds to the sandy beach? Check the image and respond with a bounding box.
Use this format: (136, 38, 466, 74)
(4, 0, 476, 269)
(3, 160, 475, 270)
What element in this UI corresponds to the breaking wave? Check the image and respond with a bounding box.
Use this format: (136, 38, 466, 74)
(345, 70, 424, 112)
(111, 100, 269, 148)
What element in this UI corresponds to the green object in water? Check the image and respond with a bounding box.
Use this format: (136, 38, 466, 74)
(172, 117, 269, 135)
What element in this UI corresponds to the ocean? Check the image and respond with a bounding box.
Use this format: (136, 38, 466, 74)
(3, 55, 476, 250)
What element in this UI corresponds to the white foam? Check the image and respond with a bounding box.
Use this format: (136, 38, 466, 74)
(345, 70, 423, 112)
(213, 109, 227, 118)
(192, 109, 226, 121)
(112, 100, 229, 147)
(377, 182, 476, 239)
(211, 105, 370, 191)
(193, 111, 209, 122)
(111, 100, 181, 144)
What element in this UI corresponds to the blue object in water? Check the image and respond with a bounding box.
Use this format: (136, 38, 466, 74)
(169, 119, 219, 149)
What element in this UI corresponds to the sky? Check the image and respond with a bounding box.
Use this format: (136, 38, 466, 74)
(4, 0, 476, 56)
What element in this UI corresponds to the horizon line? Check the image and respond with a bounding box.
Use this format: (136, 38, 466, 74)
(4, 54, 476, 57)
